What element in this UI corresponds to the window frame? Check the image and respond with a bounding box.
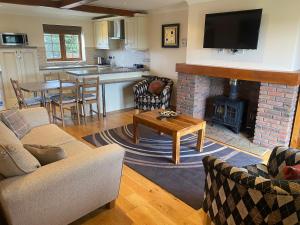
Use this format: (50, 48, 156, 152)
(44, 32, 82, 62)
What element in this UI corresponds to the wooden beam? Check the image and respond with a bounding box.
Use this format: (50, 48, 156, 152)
(59, 0, 97, 9)
(176, 63, 300, 86)
(0, 0, 137, 16)
(0, 0, 59, 7)
(71, 5, 135, 17)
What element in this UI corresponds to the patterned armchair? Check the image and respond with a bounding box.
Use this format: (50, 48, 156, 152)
(133, 76, 173, 111)
(202, 146, 300, 225)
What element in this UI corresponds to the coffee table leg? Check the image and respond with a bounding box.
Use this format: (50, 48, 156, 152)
(173, 132, 180, 164)
(197, 124, 206, 152)
(133, 119, 139, 144)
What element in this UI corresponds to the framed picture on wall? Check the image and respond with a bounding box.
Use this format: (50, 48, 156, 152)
(162, 23, 180, 48)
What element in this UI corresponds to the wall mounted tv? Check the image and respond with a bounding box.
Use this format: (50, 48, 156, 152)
(203, 9, 262, 50)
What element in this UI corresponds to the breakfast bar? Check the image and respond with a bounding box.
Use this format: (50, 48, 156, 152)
(67, 67, 149, 116)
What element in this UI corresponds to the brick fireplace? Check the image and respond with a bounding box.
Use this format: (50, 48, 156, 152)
(176, 64, 300, 149)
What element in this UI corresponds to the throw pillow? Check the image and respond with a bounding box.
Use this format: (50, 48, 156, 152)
(0, 121, 23, 146)
(283, 164, 300, 180)
(1, 110, 31, 139)
(23, 144, 67, 166)
(0, 144, 41, 178)
(148, 80, 166, 95)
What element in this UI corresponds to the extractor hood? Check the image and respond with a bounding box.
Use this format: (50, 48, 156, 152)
(108, 19, 125, 40)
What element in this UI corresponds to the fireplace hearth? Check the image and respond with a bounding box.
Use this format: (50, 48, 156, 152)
(211, 79, 245, 133)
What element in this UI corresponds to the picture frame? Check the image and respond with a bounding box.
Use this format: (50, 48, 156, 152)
(162, 23, 180, 48)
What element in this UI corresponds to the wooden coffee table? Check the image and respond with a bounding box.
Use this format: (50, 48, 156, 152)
(132, 110, 206, 164)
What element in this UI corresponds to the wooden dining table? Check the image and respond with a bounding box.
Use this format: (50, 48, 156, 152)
(20, 80, 75, 106)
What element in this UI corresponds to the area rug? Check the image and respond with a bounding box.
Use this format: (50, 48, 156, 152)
(83, 124, 261, 210)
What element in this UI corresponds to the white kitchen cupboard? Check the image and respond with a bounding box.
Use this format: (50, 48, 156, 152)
(0, 48, 39, 108)
(94, 21, 119, 50)
(125, 15, 148, 50)
(94, 21, 109, 49)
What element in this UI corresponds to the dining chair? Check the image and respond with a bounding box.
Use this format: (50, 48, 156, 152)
(51, 79, 80, 127)
(44, 72, 60, 81)
(10, 78, 43, 109)
(79, 77, 101, 123)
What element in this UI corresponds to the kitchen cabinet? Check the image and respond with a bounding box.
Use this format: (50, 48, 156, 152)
(94, 21, 119, 50)
(0, 48, 39, 108)
(125, 15, 148, 50)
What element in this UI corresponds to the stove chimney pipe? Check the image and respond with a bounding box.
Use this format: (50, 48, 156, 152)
(229, 79, 238, 99)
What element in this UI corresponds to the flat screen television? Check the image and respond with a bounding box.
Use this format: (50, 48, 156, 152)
(203, 9, 262, 50)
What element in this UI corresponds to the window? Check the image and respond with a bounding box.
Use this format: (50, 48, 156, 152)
(43, 24, 82, 61)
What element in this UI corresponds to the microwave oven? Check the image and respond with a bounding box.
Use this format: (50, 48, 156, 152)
(0, 33, 28, 46)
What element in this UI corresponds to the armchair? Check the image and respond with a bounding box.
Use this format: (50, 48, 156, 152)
(133, 76, 173, 111)
(202, 146, 300, 225)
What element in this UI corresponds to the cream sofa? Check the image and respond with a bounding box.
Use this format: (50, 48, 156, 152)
(0, 107, 125, 225)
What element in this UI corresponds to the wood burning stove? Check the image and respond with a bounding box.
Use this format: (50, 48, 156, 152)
(211, 79, 245, 133)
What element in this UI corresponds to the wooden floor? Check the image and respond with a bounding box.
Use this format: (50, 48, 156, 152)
(61, 109, 265, 225)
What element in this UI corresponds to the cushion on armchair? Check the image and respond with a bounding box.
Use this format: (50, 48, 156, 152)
(283, 164, 300, 180)
(267, 146, 300, 179)
(148, 80, 165, 95)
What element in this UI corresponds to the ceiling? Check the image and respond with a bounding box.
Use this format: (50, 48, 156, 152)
(89, 0, 186, 11)
(0, 0, 191, 18)
(0, 3, 104, 18)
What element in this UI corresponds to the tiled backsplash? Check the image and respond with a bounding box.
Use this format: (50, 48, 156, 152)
(97, 48, 150, 68)
(37, 46, 150, 69)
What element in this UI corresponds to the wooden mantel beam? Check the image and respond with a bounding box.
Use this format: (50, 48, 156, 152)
(0, 0, 136, 16)
(176, 63, 300, 86)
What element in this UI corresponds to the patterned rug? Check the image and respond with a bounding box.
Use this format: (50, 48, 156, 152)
(83, 124, 261, 209)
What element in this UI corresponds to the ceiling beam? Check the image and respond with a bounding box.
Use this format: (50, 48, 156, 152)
(59, 0, 97, 9)
(0, 0, 59, 7)
(0, 0, 137, 16)
(71, 5, 135, 17)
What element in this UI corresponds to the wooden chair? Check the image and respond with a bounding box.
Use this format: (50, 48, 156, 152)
(79, 77, 101, 123)
(44, 72, 60, 81)
(51, 79, 80, 127)
(10, 78, 42, 109)
(43, 72, 61, 99)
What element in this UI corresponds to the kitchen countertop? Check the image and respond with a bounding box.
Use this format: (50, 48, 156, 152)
(67, 67, 149, 76)
(39, 64, 104, 71)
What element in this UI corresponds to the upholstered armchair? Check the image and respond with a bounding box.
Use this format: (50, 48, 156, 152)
(202, 146, 300, 225)
(133, 76, 173, 111)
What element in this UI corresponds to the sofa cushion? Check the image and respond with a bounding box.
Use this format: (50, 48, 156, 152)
(1, 110, 31, 139)
(0, 121, 23, 149)
(0, 144, 41, 178)
(21, 124, 75, 146)
(58, 141, 91, 157)
(19, 107, 50, 128)
(23, 144, 67, 166)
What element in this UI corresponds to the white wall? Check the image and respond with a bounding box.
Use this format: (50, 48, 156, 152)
(186, 0, 300, 71)
(149, 4, 188, 80)
(0, 13, 94, 47)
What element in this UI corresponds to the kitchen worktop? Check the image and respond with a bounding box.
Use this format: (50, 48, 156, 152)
(39, 64, 103, 71)
(66, 67, 149, 76)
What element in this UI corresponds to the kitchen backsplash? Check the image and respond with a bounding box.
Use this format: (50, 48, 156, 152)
(37, 46, 150, 68)
(97, 48, 150, 68)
